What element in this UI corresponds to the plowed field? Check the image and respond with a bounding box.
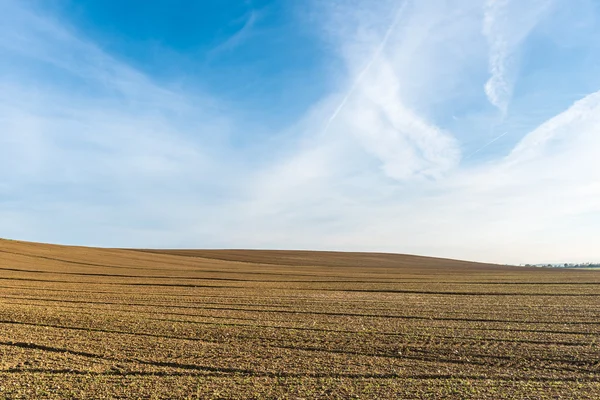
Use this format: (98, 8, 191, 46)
(0, 239, 598, 399)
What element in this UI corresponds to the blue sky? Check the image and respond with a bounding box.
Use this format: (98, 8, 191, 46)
(1, 0, 600, 264)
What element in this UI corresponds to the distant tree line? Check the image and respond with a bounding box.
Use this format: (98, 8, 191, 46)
(523, 263, 600, 268)
(561, 263, 600, 268)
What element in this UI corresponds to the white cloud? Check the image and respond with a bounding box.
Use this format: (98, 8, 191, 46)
(344, 58, 460, 180)
(483, 0, 553, 114)
(0, 0, 240, 246)
(209, 9, 260, 57)
(509, 89, 600, 162)
(292, 0, 482, 181)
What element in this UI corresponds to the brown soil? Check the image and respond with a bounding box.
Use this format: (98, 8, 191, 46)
(1, 238, 598, 399)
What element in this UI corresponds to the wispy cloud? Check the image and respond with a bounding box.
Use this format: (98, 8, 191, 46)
(483, 0, 553, 115)
(320, 1, 408, 137)
(208, 9, 260, 58)
(301, 0, 477, 181)
(0, 0, 239, 246)
(509, 89, 600, 162)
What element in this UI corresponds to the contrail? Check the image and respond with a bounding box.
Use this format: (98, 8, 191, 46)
(466, 130, 509, 159)
(464, 108, 512, 159)
(321, 1, 408, 135)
